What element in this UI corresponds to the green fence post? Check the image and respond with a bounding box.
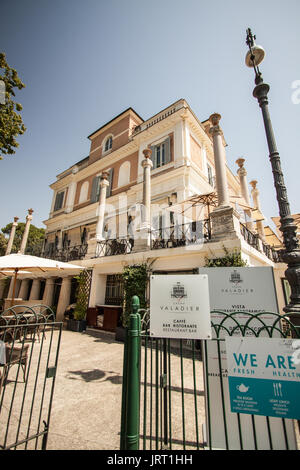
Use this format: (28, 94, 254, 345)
(125, 295, 141, 450)
(120, 328, 128, 450)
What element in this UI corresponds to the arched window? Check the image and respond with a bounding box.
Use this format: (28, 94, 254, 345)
(104, 135, 113, 153)
(79, 181, 89, 204)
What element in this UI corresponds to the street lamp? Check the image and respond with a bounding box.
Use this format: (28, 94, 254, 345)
(245, 28, 300, 322)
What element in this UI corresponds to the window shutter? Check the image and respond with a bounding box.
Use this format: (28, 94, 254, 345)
(106, 168, 114, 197)
(149, 146, 155, 168)
(54, 191, 64, 211)
(91, 176, 100, 203)
(164, 136, 171, 163)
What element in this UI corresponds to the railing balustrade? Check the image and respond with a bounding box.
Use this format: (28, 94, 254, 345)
(151, 220, 210, 250)
(42, 243, 88, 262)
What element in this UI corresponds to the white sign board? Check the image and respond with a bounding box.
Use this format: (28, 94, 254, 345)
(150, 274, 211, 339)
(226, 337, 300, 420)
(198, 267, 296, 450)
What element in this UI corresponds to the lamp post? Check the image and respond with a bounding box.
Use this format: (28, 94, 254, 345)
(245, 28, 300, 321)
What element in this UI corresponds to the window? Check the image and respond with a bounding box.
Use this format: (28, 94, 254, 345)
(104, 135, 113, 153)
(54, 191, 65, 211)
(105, 274, 124, 306)
(90, 169, 114, 203)
(90, 175, 101, 203)
(150, 136, 171, 169)
(207, 165, 214, 187)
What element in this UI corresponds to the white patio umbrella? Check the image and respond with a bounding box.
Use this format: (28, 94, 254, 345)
(0, 253, 85, 305)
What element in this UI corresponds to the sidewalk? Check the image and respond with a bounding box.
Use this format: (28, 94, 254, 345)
(47, 328, 124, 450)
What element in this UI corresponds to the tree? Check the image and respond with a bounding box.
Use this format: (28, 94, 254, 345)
(1, 223, 45, 255)
(0, 52, 26, 159)
(0, 232, 7, 256)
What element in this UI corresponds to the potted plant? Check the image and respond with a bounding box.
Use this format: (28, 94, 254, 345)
(67, 273, 88, 332)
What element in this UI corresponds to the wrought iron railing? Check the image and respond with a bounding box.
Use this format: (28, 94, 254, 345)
(95, 238, 134, 258)
(151, 220, 211, 250)
(240, 223, 259, 250)
(42, 244, 88, 262)
(240, 223, 284, 263)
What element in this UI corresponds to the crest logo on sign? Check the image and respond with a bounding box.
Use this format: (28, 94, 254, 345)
(171, 282, 187, 299)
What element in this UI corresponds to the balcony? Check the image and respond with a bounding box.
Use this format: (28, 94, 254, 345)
(240, 223, 283, 262)
(151, 220, 211, 250)
(95, 238, 134, 257)
(43, 243, 88, 262)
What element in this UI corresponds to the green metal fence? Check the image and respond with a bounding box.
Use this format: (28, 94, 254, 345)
(120, 296, 300, 450)
(0, 305, 62, 450)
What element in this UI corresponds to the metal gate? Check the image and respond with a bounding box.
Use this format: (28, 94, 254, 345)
(120, 296, 300, 450)
(0, 305, 62, 450)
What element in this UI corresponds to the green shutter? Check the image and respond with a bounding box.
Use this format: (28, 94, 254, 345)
(91, 176, 100, 203)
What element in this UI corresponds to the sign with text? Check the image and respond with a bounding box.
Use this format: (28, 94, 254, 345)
(150, 274, 211, 339)
(226, 337, 300, 420)
(198, 267, 296, 450)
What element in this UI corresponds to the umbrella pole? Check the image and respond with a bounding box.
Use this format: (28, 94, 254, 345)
(11, 268, 19, 307)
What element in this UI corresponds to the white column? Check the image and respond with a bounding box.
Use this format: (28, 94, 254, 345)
(5, 216, 19, 255)
(209, 113, 230, 208)
(236, 158, 255, 231)
(42, 278, 55, 307)
(95, 172, 109, 240)
(29, 279, 41, 300)
(65, 166, 78, 213)
(56, 276, 72, 321)
(141, 148, 153, 229)
(19, 279, 30, 300)
(250, 180, 266, 242)
(19, 209, 34, 254)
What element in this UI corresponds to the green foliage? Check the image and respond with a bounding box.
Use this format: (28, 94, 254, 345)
(0, 53, 26, 158)
(122, 264, 148, 327)
(204, 248, 248, 267)
(0, 232, 7, 256)
(1, 222, 45, 255)
(73, 272, 89, 321)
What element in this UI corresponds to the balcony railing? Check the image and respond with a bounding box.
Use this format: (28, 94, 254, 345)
(151, 220, 211, 250)
(95, 238, 134, 258)
(240, 223, 283, 263)
(43, 243, 88, 262)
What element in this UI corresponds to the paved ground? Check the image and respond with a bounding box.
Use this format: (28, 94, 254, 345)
(47, 328, 124, 450)
(1, 327, 299, 451)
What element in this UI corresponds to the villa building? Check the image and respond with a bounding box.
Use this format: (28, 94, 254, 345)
(4, 99, 288, 328)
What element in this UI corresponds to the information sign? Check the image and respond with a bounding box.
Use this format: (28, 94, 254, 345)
(150, 274, 211, 339)
(226, 337, 300, 420)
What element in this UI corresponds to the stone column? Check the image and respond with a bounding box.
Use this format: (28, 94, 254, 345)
(19, 279, 30, 300)
(209, 113, 230, 208)
(250, 180, 266, 242)
(7, 278, 15, 299)
(29, 279, 41, 300)
(141, 148, 153, 229)
(95, 172, 109, 240)
(132, 148, 153, 252)
(42, 278, 55, 307)
(5, 216, 19, 255)
(236, 158, 255, 231)
(209, 114, 240, 242)
(65, 166, 78, 213)
(56, 276, 72, 321)
(19, 209, 34, 254)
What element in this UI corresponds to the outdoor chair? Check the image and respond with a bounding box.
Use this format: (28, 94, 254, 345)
(0, 342, 29, 393)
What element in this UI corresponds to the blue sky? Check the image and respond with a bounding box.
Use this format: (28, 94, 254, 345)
(1, 0, 299, 233)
